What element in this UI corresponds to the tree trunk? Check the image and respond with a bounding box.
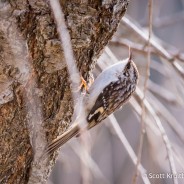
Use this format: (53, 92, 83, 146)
(0, 0, 129, 183)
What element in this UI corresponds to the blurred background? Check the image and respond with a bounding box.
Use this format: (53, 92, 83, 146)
(48, 0, 184, 183)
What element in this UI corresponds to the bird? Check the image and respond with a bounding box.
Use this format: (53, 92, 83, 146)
(45, 52, 139, 155)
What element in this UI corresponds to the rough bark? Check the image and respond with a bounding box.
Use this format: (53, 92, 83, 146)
(0, 0, 129, 183)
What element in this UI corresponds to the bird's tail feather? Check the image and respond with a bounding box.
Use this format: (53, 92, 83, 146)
(44, 124, 79, 156)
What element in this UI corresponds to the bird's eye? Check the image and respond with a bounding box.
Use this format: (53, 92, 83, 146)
(124, 71, 129, 77)
(126, 63, 131, 70)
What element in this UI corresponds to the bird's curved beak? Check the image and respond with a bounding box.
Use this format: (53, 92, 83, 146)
(128, 48, 133, 62)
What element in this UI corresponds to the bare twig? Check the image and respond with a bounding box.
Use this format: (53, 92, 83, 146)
(147, 91, 184, 144)
(121, 16, 172, 61)
(49, 1, 91, 183)
(135, 88, 178, 184)
(49, 0, 82, 108)
(121, 16, 184, 78)
(107, 115, 151, 184)
(111, 38, 184, 64)
(110, 38, 156, 56)
(69, 142, 109, 184)
(133, 1, 152, 183)
(131, 95, 183, 182)
(101, 46, 179, 184)
(147, 80, 179, 105)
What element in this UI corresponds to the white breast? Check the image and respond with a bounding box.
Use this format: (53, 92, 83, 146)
(85, 59, 129, 111)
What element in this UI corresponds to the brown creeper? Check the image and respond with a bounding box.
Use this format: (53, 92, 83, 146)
(45, 54, 139, 155)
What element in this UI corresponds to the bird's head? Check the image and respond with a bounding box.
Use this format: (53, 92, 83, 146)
(122, 51, 139, 84)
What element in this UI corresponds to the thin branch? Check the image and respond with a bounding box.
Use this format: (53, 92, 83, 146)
(147, 91, 184, 144)
(147, 80, 179, 105)
(135, 88, 178, 184)
(107, 115, 151, 184)
(134, 1, 152, 183)
(121, 17, 172, 61)
(49, 1, 91, 183)
(110, 38, 154, 55)
(121, 16, 184, 78)
(49, 0, 82, 108)
(101, 46, 179, 184)
(110, 38, 184, 64)
(131, 95, 184, 182)
(69, 142, 110, 184)
(98, 48, 150, 183)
